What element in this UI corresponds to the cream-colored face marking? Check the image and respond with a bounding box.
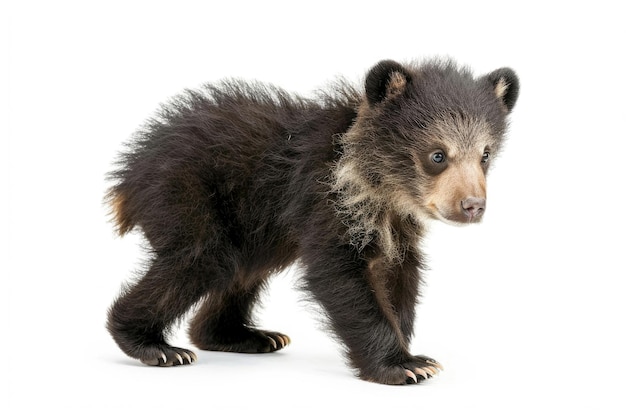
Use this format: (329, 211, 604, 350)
(419, 117, 492, 225)
(429, 117, 493, 152)
(424, 160, 486, 224)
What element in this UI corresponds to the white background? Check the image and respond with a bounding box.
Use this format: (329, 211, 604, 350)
(3, 1, 625, 415)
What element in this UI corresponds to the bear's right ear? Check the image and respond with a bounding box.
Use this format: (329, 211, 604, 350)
(365, 60, 411, 106)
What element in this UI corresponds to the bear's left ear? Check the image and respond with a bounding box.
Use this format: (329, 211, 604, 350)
(484, 68, 519, 112)
(365, 60, 412, 106)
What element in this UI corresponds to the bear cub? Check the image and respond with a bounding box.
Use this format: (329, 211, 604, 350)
(106, 59, 519, 385)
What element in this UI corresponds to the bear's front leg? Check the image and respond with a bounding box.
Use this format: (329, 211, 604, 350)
(301, 244, 443, 384)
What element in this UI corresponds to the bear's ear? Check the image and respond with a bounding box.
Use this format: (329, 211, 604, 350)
(365, 60, 411, 106)
(484, 68, 519, 112)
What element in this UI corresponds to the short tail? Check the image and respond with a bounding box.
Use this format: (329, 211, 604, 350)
(105, 187, 135, 236)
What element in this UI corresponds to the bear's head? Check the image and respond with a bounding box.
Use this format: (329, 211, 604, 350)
(333, 59, 518, 259)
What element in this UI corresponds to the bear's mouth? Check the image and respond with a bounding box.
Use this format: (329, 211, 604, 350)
(429, 204, 484, 226)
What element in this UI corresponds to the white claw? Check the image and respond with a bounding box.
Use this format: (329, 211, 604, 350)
(160, 351, 167, 364)
(423, 366, 436, 377)
(414, 368, 429, 379)
(275, 335, 285, 348)
(189, 351, 197, 362)
(181, 352, 192, 363)
(267, 336, 277, 350)
(175, 353, 183, 365)
(405, 369, 418, 383)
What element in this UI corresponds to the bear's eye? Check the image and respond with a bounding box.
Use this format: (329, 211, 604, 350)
(481, 151, 490, 164)
(431, 152, 446, 164)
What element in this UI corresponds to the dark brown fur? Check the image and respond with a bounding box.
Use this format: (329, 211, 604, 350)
(106, 59, 519, 384)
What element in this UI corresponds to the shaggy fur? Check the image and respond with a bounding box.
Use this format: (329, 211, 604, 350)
(106, 59, 519, 385)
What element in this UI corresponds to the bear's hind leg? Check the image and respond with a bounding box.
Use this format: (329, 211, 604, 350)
(189, 280, 290, 353)
(107, 256, 209, 366)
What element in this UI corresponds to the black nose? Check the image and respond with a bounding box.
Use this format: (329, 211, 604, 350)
(461, 197, 486, 220)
